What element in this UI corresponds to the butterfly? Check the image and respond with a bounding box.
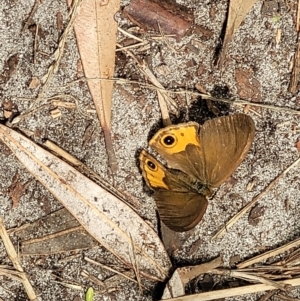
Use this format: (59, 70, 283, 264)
(139, 114, 255, 232)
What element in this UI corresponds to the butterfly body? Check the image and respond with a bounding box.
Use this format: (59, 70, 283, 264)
(139, 114, 255, 232)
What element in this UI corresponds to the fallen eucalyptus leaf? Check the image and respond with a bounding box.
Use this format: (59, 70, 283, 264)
(0, 125, 171, 282)
(66, 0, 120, 173)
(218, 0, 258, 68)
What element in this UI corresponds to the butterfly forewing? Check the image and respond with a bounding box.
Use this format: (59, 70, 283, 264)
(200, 114, 255, 187)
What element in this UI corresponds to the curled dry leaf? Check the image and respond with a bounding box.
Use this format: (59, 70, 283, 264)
(0, 125, 171, 282)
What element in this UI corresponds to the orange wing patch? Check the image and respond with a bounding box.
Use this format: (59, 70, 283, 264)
(139, 150, 168, 190)
(149, 123, 200, 155)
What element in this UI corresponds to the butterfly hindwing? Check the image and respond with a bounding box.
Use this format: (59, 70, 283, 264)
(139, 150, 208, 232)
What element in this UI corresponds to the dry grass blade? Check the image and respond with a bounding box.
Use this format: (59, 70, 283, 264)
(161, 277, 300, 301)
(0, 217, 37, 300)
(237, 237, 300, 269)
(84, 256, 141, 286)
(66, 0, 120, 173)
(213, 157, 300, 239)
(211, 269, 288, 290)
(217, 0, 258, 68)
(0, 125, 171, 282)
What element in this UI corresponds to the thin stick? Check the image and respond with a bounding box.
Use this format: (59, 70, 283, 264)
(211, 269, 287, 291)
(177, 256, 223, 285)
(84, 256, 141, 286)
(213, 157, 300, 239)
(297, 0, 300, 32)
(60, 77, 300, 116)
(161, 277, 300, 301)
(237, 237, 300, 269)
(0, 217, 37, 300)
(117, 46, 176, 126)
(275, 293, 300, 301)
(33, 24, 39, 65)
(118, 27, 144, 42)
(257, 290, 278, 301)
(289, 32, 300, 93)
(40, 0, 83, 96)
(22, 0, 40, 33)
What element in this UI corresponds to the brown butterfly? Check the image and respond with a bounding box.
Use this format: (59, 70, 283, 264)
(139, 114, 255, 232)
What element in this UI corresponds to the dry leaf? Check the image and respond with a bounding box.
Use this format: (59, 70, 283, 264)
(295, 140, 300, 152)
(66, 0, 120, 173)
(16, 208, 98, 255)
(218, 0, 259, 68)
(0, 125, 171, 282)
(8, 173, 30, 208)
(235, 68, 261, 101)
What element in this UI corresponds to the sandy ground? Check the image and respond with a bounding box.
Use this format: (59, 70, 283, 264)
(1, 0, 300, 300)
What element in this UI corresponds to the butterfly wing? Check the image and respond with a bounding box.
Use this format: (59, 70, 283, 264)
(139, 150, 208, 232)
(154, 190, 208, 232)
(149, 114, 255, 187)
(200, 114, 255, 187)
(149, 122, 206, 181)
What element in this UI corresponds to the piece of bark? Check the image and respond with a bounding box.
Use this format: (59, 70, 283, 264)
(289, 33, 300, 93)
(123, 0, 193, 41)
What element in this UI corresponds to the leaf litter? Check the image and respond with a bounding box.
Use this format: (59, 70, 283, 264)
(1, 0, 300, 300)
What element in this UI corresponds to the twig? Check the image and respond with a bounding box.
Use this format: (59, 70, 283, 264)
(297, 0, 300, 31)
(84, 256, 141, 286)
(213, 157, 300, 240)
(177, 256, 223, 285)
(13, 0, 83, 126)
(130, 234, 142, 294)
(257, 290, 278, 301)
(81, 270, 106, 288)
(22, 0, 40, 33)
(61, 77, 300, 116)
(211, 269, 288, 291)
(117, 47, 176, 126)
(118, 27, 144, 42)
(289, 31, 300, 93)
(0, 217, 37, 300)
(33, 24, 39, 65)
(237, 237, 300, 269)
(40, 0, 83, 96)
(275, 293, 300, 301)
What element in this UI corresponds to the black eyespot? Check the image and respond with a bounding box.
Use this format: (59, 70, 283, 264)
(163, 135, 175, 146)
(147, 160, 156, 170)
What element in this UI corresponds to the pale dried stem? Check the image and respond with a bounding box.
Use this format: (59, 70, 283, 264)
(161, 277, 300, 301)
(177, 256, 223, 285)
(84, 256, 141, 286)
(237, 237, 300, 269)
(0, 217, 37, 300)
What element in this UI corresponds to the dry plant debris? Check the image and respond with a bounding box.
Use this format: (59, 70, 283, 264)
(1, 0, 300, 300)
(66, 0, 120, 173)
(217, 0, 259, 68)
(0, 124, 171, 281)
